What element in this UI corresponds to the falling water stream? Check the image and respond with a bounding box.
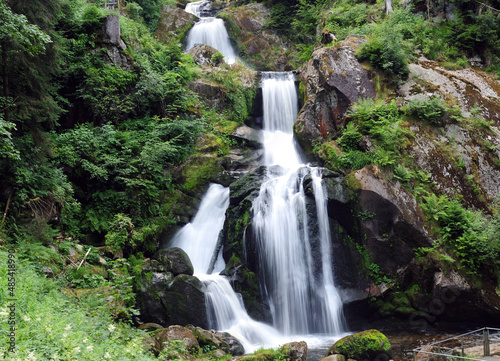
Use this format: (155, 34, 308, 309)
(253, 72, 345, 336)
(169, 1, 347, 354)
(184, 0, 237, 64)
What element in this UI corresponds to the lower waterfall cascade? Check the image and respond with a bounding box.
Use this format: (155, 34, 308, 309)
(167, 1, 347, 353)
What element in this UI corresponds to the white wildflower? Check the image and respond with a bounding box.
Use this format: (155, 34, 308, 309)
(82, 338, 87, 343)
(0, 308, 8, 317)
(104, 352, 111, 359)
(64, 324, 71, 331)
(86, 345, 94, 352)
(74, 346, 81, 354)
(108, 324, 116, 333)
(26, 351, 37, 361)
(36, 317, 41, 322)
(45, 327, 52, 333)
(23, 315, 31, 322)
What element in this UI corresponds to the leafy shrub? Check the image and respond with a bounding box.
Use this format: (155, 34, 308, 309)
(421, 194, 500, 273)
(358, 34, 409, 82)
(403, 97, 448, 125)
(211, 51, 224, 65)
(338, 122, 362, 151)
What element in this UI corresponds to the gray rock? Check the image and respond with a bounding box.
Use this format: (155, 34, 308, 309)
(320, 355, 345, 361)
(280, 341, 308, 361)
(295, 38, 375, 151)
(155, 5, 196, 43)
(188, 45, 221, 67)
(219, 3, 299, 70)
(155, 325, 199, 350)
(154, 247, 194, 276)
(104, 15, 126, 50)
(352, 165, 432, 274)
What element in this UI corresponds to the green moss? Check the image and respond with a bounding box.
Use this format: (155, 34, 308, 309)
(181, 155, 224, 193)
(327, 329, 391, 360)
(219, 121, 240, 135)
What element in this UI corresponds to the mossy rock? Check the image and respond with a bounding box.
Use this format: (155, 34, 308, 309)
(181, 154, 224, 194)
(326, 329, 391, 360)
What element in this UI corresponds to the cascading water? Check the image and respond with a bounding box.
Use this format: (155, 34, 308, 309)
(252, 72, 345, 336)
(184, 1, 237, 64)
(169, 184, 285, 353)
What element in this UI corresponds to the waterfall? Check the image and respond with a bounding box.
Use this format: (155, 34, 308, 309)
(185, 1, 237, 64)
(169, 184, 286, 353)
(169, 184, 229, 274)
(252, 72, 345, 335)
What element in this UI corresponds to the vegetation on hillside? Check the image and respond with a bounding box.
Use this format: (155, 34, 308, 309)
(0, 0, 499, 356)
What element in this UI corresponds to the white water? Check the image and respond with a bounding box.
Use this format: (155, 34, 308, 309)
(169, 184, 286, 353)
(168, 61, 345, 354)
(170, 184, 229, 274)
(253, 72, 345, 336)
(185, 1, 237, 64)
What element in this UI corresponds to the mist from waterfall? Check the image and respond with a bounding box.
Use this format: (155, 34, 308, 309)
(184, 1, 237, 64)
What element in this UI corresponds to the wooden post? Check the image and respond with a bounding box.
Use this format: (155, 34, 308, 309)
(483, 328, 490, 357)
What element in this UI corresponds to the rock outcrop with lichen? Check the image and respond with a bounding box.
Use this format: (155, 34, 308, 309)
(219, 3, 299, 70)
(295, 36, 376, 152)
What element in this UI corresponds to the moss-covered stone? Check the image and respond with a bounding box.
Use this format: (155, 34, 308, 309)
(326, 329, 391, 360)
(180, 154, 224, 194)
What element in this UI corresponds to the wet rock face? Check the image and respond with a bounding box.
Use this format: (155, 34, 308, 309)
(154, 247, 194, 276)
(295, 37, 375, 151)
(352, 165, 432, 275)
(138, 253, 208, 328)
(155, 5, 196, 44)
(219, 3, 299, 71)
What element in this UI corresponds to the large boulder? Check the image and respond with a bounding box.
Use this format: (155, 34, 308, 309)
(350, 165, 432, 275)
(138, 256, 208, 328)
(154, 247, 194, 276)
(155, 5, 196, 44)
(279, 341, 308, 361)
(219, 3, 299, 70)
(295, 36, 375, 152)
(190, 327, 245, 356)
(325, 329, 391, 360)
(188, 45, 222, 67)
(156, 325, 199, 350)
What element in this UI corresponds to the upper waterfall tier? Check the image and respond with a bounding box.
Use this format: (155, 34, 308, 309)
(261, 72, 301, 168)
(184, 1, 237, 64)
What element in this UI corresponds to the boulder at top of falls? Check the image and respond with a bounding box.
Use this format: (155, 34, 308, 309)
(188, 45, 222, 67)
(279, 341, 308, 361)
(325, 329, 391, 360)
(294, 36, 375, 150)
(155, 5, 196, 44)
(219, 3, 299, 70)
(154, 247, 194, 276)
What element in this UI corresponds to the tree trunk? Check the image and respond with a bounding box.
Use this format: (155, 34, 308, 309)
(385, 0, 393, 14)
(1, 41, 10, 123)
